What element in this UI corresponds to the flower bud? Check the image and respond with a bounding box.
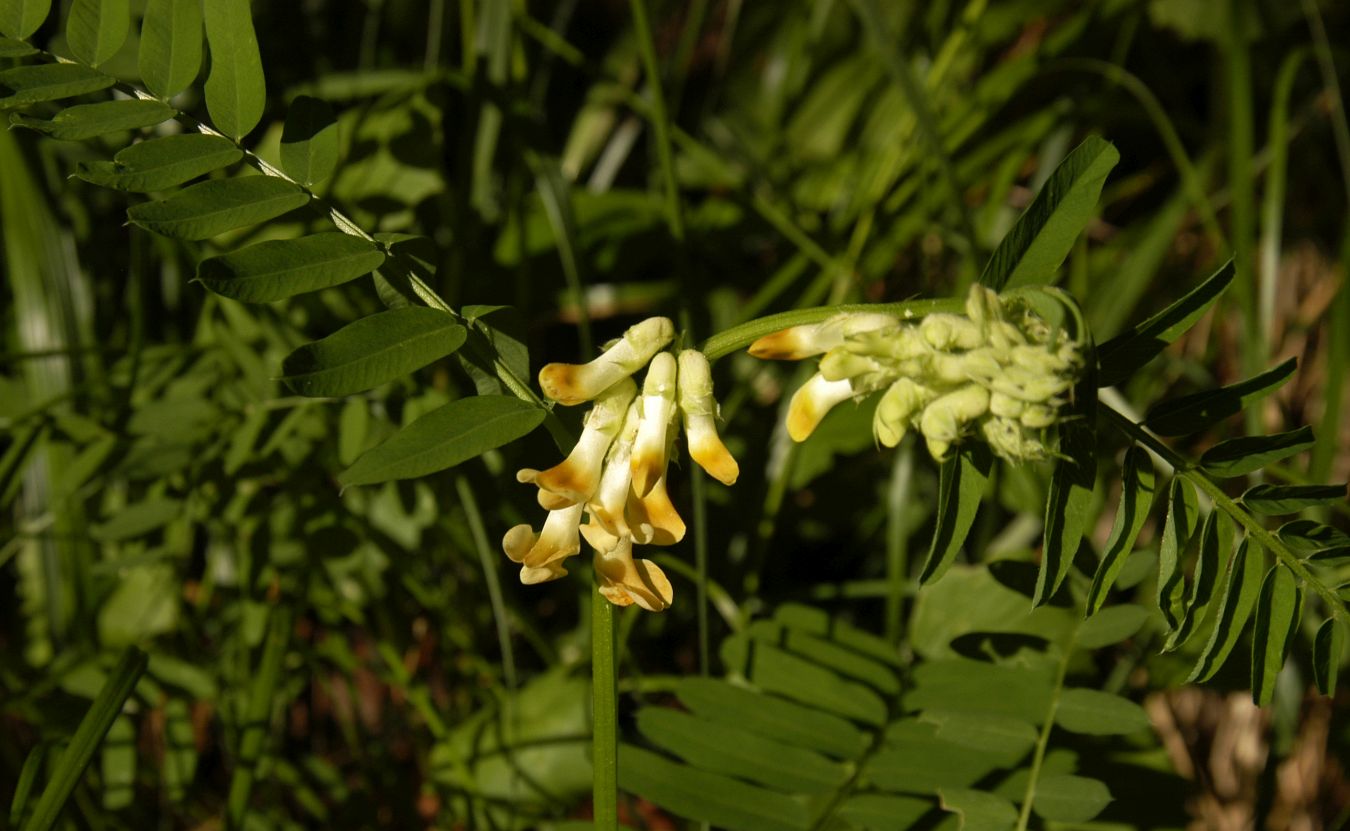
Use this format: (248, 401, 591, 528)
(918, 384, 989, 460)
(786, 372, 855, 442)
(589, 399, 642, 535)
(538, 317, 675, 405)
(748, 313, 897, 360)
(677, 350, 739, 485)
(920, 314, 984, 350)
(593, 534, 673, 612)
(532, 378, 636, 503)
(873, 378, 930, 447)
(630, 351, 677, 497)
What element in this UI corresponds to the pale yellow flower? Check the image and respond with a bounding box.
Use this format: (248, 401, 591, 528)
(676, 350, 739, 486)
(537, 317, 675, 405)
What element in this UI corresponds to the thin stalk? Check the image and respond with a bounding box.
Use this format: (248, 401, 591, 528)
(591, 593, 619, 828)
(456, 476, 517, 691)
(1260, 52, 1308, 348)
(628, 0, 686, 244)
(1224, 0, 1262, 432)
(692, 467, 710, 676)
(1099, 402, 1349, 625)
(1015, 628, 1076, 831)
(885, 440, 914, 645)
(226, 604, 293, 830)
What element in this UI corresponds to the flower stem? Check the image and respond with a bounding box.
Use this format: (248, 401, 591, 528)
(592, 590, 619, 828)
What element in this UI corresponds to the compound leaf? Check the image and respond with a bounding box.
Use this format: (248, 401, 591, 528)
(139, 0, 203, 99)
(1200, 426, 1316, 478)
(1145, 357, 1296, 436)
(281, 307, 465, 397)
(203, 0, 264, 139)
(1251, 564, 1301, 706)
(75, 133, 241, 192)
(11, 99, 173, 140)
(66, 0, 128, 67)
(197, 232, 385, 302)
(128, 176, 309, 240)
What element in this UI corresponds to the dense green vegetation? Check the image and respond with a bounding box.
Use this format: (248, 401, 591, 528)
(2, 1, 1349, 829)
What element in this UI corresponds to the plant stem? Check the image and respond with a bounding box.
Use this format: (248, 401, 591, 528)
(885, 440, 915, 645)
(591, 592, 619, 828)
(456, 476, 517, 691)
(628, 0, 686, 244)
(1015, 628, 1076, 831)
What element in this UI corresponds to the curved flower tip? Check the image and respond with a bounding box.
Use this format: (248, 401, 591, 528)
(630, 351, 677, 497)
(594, 536, 673, 612)
(532, 378, 636, 503)
(873, 378, 930, 448)
(676, 350, 739, 485)
(538, 317, 675, 405)
(748, 313, 896, 360)
(627, 476, 686, 546)
(588, 399, 641, 536)
(520, 560, 568, 585)
(522, 502, 583, 568)
(786, 372, 855, 442)
(502, 524, 537, 564)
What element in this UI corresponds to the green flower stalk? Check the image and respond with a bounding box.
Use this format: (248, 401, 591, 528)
(751, 285, 1088, 464)
(505, 319, 739, 611)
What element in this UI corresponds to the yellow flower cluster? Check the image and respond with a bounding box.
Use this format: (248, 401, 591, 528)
(504, 318, 738, 611)
(751, 285, 1085, 463)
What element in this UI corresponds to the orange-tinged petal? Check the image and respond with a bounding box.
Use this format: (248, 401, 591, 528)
(627, 476, 686, 546)
(522, 502, 584, 568)
(676, 350, 740, 486)
(520, 560, 568, 584)
(538, 317, 674, 404)
(593, 536, 673, 612)
(786, 373, 854, 442)
(630, 352, 677, 497)
(589, 399, 641, 535)
(532, 379, 635, 503)
(748, 313, 897, 360)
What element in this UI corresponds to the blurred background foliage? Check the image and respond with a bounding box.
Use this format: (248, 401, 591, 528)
(2, 0, 1350, 828)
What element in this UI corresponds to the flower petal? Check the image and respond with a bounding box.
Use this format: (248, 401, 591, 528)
(538, 317, 674, 405)
(676, 350, 740, 485)
(786, 372, 854, 442)
(627, 476, 686, 545)
(748, 313, 896, 360)
(630, 351, 677, 497)
(523, 502, 584, 568)
(593, 535, 673, 612)
(520, 560, 568, 584)
(588, 399, 641, 535)
(533, 378, 636, 503)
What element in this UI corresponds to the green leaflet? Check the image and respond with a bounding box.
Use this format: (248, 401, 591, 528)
(197, 233, 386, 303)
(618, 744, 810, 831)
(22, 648, 148, 831)
(66, 0, 128, 67)
(978, 135, 1119, 291)
(1145, 357, 1296, 436)
(75, 133, 242, 192)
(162, 698, 197, 802)
(1087, 445, 1157, 614)
(1054, 688, 1150, 735)
(139, 0, 203, 99)
(1077, 604, 1150, 648)
(921, 710, 1037, 762)
(202, 0, 265, 139)
(1200, 426, 1316, 478)
(1251, 564, 1301, 707)
(870, 720, 1005, 794)
(1096, 259, 1235, 387)
(673, 678, 866, 760)
(128, 176, 309, 240)
(1035, 416, 1097, 606)
(1032, 774, 1113, 823)
(1187, 538, 1265, 683)
(338, 395, 545, 486)
(0, 35, 36, 56)
(279, 95, 339, 186)
(281, 307, 465, 397)
(0, 0, 51, 39)
(1312, 619, 1344, 697)
(1240, 482, 1347, 514)
(939, 788, 1018, 831)
(0, 63, 114, 108)
(721, 632, 888, 725)
(11, 99, 174, 140)
(1156, 477, 1198, 635)
(919, 443, 992, 585)
(100, 716, 134, 809)
(636, 709, 848, 794)
(90, 496, 182, 541)
(1276, 519, 1350, 555)
(1165, 507, 1226, 651)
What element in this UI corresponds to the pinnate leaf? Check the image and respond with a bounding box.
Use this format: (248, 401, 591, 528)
(203, 0, 265, 139)
(1187, 538, 1265, 683)
(1078, 603, 1150, 647)
(939, 788, 1017, 831)
(280, 95, 338, 186)
(1276, 519, 1350, 554)
(282, 307, 465, 397)
(1200, 426, 1316, 478)
(618, 744, 809, 831)
(11, 99, 173, 140)
(339, 396, 545, 486)
(1097, 259, 1234, 387)
(1055, 688, 1150, 735)
(1251, 564, 1301, 706)
(75, 133, 241, 192)
(0, 0, 51, 39)
(66, 0, 128, 67)
(1240, 483, 1347, 514)
(978, 136, 1119, 291)
(1145, 357, 1296, 436)
(1087, 445, 1156, 614)
(139, 0, 202, 99)
(1032, 774, 1113, 823)
(197, 232, 385, 302)
(1312, 619, 1344, 696)
(673, 677, 865, 760)
(128, 176, 309, 240)
(0, 63, 113, 107)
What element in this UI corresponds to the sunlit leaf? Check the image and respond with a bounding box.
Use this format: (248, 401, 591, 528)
(1145, 357, 1296, 436)
(1087, 445, 1157, 614)
(1096, 260, 1235, 387)
(1251, 564, 1301, 706)
(203, 0, 265, 139)
(339, 396, 545, 486)
(619, 744, 810, 831)
(280, 95, 339, 186)
(939, 787, 1017, 831)
(1166, 508, 1226, 651)
(1276, 519, 1350, 554)
(920, 444, 992, 585)
(1312, 618, 1344, 697)
(0, 63, 113, 108)
(128, 176, 309, 240)
(979, 135, 1119, 291)
(66, 0, 128, 67)
(1055, 688, 1149, 735)
(75, 133, 241, 192)
(1200, 426, 1316, 479)
(1187, 538, 1265, 683)
(139, 0, 203, 99)
(0, 0, 51, 39)
(281, 307, 464, 397)
(11, 99, 174, 140)
(1240, 483, 1346, 514)
(197, 232, 385, 302)
(1032, 774, 1112, 822)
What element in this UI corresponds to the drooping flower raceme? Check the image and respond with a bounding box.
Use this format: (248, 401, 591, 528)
(504, 318, 738, 611)
(750, 285, 1087, 463)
